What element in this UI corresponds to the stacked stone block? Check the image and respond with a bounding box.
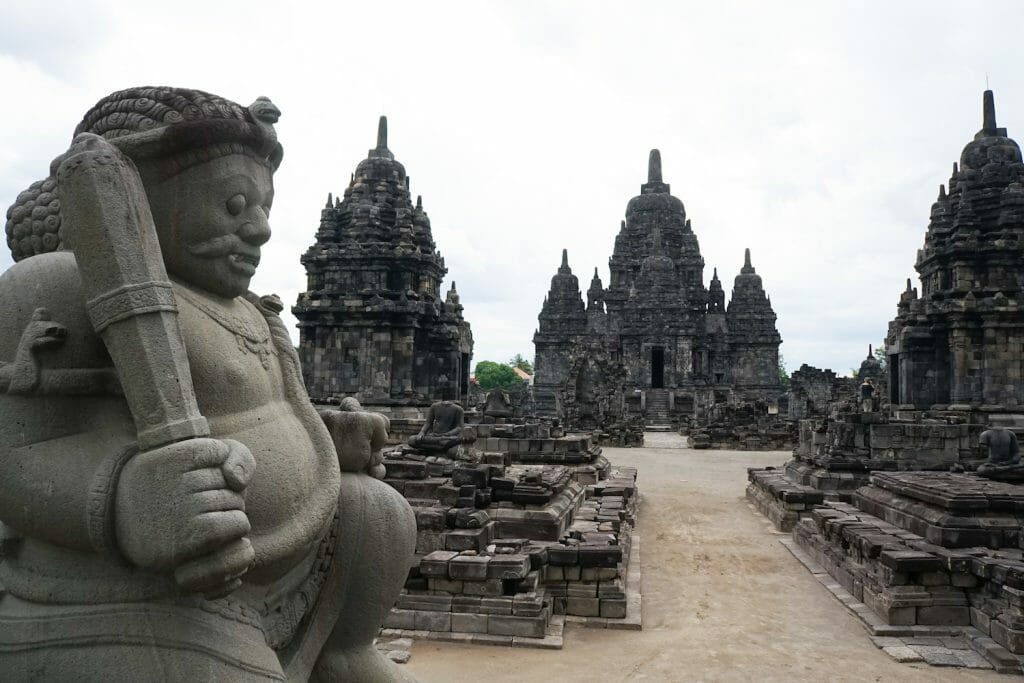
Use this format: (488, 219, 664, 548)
(746, 467, 824, 531)
(381, 424, 640, 645)
(792, 500, 1024, 670)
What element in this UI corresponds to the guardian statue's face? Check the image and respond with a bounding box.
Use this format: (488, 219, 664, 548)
(145, 154, 274, 298)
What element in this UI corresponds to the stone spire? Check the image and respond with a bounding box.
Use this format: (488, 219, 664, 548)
(707, 267, 725, 313)
(727, 248, 779, 340)
(978, 90, 1007, 138)
(606, 148, 705, 320)
(446, 281, 460, 306)
(648, 149, 663, 183)
(587, 267, 604, 308)
(859, 343, 882, 380)
(538, 250, 586, 335)
(914, 90, 1024, 302)
(586, 267, 607, 332)
(640, 148, 670, 194)
(741, 247, 754, 274)
(368, 115, 394, 160)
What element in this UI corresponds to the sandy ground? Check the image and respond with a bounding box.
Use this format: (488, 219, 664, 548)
(406, 436, 1004, 682)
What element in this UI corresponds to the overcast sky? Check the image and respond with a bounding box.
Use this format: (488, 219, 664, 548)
(3, 1, 1023, 376)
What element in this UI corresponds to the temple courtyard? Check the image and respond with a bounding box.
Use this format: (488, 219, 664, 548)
(406, 435, 1001, 682)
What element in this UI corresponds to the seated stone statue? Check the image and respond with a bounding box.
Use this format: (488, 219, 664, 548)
(0, 87, 416, 682)
(407, 400, 466, 454)
(483, 388, 513, 418)
(977, 425, 1024, 482)
(319, 397, 389, 480)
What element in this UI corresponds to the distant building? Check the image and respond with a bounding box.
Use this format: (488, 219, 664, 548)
(513, 367, 534, 385)
(294, 117, 473, 412)
(887, 91, 1024, 410)
(533, 150, 782, 427)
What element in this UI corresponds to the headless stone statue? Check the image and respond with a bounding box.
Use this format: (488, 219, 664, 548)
(407, 400, 466, 454)
(977, 425, 1024, 482)
(859, 378, 875, 413)
(483, 388, 513, 418)
(0, 87, 416, 682)
(319, 397, 389, 480)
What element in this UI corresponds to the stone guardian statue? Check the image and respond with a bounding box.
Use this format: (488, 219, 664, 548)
(0, 87, 417, 682)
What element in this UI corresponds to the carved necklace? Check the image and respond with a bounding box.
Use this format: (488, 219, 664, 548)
(174, 286, 277, 369)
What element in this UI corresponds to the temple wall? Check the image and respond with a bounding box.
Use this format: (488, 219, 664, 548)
(981, 326, 1024, 407)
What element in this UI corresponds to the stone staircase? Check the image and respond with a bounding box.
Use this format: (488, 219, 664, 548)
(645, 389, 674, 431)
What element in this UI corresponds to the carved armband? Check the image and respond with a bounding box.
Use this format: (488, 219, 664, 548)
(86, 443, 138, 562)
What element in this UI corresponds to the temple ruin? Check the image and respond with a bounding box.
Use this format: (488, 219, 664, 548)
(887, 90, 1024, 411)
(748, 91, 1024, 673)
(294, 117, 473, 415)
(532, 150, 782, 430)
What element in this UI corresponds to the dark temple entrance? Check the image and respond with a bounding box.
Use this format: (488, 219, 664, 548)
(651, 346, 665, 388)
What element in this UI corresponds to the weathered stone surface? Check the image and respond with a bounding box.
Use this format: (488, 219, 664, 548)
(294, 116, 472, 409)
(887, 90, 1024, 410)
(533, 151, 782, 432)
(0, 86, 417, 682)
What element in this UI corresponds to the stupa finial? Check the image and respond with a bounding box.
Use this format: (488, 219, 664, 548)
(648, 149, 662, 183)
(377, 115, 388, 148)
(561, 248, 569, 268)
(983, 90, 997, 132)
(742, 247, 754, 273)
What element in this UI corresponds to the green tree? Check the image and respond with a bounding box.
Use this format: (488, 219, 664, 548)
(874, 343, 887, 371)
(778, 352, 791, 391)
(475, 360, 526, 390)
(508, 353, 533, 374)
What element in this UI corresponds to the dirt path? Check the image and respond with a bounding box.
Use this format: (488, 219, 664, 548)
(406, 445, 1003, 682)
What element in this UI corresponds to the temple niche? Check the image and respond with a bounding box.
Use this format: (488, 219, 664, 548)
(294, 117, 473, 415)
(887, 90, 1024, 411)
(533, 150, 782, 428)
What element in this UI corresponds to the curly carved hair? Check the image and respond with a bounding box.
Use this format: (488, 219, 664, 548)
(5, 86, 281, 262)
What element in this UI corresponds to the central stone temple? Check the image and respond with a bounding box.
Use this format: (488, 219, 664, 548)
(533, 150, 782, 428)
(294, 117, 473, 414)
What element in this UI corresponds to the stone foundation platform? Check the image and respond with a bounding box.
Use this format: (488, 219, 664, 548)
(745, 467, 824, 531)
(789, 500, 1024, 672)
(853, 472, 1024, 549)
(783, 459, 873, 502)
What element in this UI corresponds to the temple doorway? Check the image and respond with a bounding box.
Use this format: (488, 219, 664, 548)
(651, 346, 665, 388)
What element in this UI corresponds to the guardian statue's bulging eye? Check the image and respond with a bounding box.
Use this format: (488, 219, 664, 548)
(226, 193, 246, 216)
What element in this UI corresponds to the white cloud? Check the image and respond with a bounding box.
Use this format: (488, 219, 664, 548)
(2, 0, 1023, 377)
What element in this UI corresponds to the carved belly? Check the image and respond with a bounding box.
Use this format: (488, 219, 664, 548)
(209, 403, 336, 581)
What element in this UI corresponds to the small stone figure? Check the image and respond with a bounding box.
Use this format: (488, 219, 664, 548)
(977, 425, 1024, 482)
(859, 377, 875, 413)
(407, 400, 467, 455)
(319, 397, 389, 480)
(483, 388, 513, 418)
